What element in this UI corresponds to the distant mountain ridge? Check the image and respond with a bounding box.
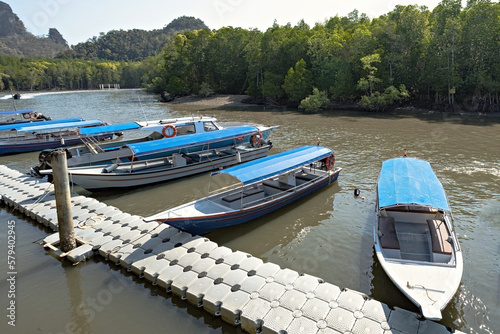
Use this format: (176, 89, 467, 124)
(0, 1, 208, 61)
(0, 1, 69, 57)
(57, 16, 209, 61)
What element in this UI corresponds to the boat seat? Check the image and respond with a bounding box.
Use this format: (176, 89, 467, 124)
(222, 188, 265, 203)
(379, 216, 400, 249)
(263, 180, 294, 191)
(295, 173, 318, 182)
(222, 193, 244, 203)
(243, 188, 265, 197)
(427, 220, 453, 254)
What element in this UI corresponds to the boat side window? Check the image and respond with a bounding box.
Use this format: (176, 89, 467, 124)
(203, 122, 218, 132)
(176, 123, 196, 135)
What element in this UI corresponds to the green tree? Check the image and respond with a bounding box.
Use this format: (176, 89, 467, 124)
(424, 0, 462, 104)
(359, 85, 409, 110)
(358, 54, 382, 95)
(299, 87, 329, 112)
(459, 0, 500, 109)
(282, 59, 313, 102)
(387, 5, 431, 91)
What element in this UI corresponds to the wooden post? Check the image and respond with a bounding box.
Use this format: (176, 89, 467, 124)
(51, 149, 76, 252)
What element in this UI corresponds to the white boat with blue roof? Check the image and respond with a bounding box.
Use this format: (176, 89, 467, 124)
(0, 118, 115, 155)
(41, 127, 273, 190)
(33, 116, 277, 171)
(0, 109, 51, 125)
(374, 157, 463, 321)
(145, 145, 341, 235)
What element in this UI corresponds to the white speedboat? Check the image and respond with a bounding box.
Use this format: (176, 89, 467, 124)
(374, 157, 463, 320)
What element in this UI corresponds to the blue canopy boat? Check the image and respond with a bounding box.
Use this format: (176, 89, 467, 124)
(43, 127, 274, 190)
(0, 109, 51, 126)
(146, 145, 342, 235)
(374, 157, 463, 320)
(33, 116, 278, 171)
(0, 119, 115, 154)
(0, 117, 82, 132)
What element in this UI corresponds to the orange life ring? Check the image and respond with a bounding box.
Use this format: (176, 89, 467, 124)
(250, 132, 263, 147)
(23, 113, 31, 119)
(30, 112, 39, 120)
(162, 124, 177, 138)
(236, 135, 245, 141)
(325, 154, 335, 169)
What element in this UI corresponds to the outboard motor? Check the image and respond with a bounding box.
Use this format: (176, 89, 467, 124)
(33, 148, 72, 174)
(38, 149, 54, 169)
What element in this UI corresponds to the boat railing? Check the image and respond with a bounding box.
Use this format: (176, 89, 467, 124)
(208, 183, 241, 196)
(241, 190, 290, 208)
(447, 212, 461, 252)
(79, 135, 105, 154)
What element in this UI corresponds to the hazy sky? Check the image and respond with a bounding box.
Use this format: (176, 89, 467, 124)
(5, 0, 468, 46)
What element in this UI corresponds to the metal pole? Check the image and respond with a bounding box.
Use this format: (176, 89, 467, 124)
(51, 149, 76, 252)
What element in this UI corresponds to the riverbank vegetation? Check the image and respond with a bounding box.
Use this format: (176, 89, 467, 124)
(1, 1, 499, 112)
(0, 56, 144, 90)
(143, 0, 499, 112)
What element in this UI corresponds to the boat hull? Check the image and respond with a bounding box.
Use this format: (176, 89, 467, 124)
(67, 145, 272, 190)
(158, 168, 341, 235)
(374, 238, 463, 320)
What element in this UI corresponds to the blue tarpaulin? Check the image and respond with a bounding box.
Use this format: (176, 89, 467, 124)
(213, 145, 333, 185)
(127, 125, 259, 157)
(15, 120, 103, 133)
(78, 122, 141, 135)
(377, 157, 450, 210)
(0, 118, 83, 132)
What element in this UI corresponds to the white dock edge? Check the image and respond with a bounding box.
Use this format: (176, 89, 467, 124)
(0, 165, 464, 334)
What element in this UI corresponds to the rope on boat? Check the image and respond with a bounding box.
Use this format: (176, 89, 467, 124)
(407, 281, 438, 304)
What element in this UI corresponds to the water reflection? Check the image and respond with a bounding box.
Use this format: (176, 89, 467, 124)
(64, 262, 92, 333)
(207, 182, 339, 258)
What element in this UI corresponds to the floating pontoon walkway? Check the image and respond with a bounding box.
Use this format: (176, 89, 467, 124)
(0, 165, 463, 334)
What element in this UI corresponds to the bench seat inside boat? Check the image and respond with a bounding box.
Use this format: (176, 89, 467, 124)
(427, 219, 453, 254)
(379, 216, 400, 249)
(263, 180, 294, 191)
(295, 173, 319, 182)
(221, 188, 265, 209)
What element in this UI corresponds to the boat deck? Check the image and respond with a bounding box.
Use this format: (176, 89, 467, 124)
(0, 165, 463, 334)
(395, 222, 432, 262)
(173, 199, 235, 216)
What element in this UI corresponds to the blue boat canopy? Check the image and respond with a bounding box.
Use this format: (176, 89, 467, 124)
(79, 122, 141, 135)
(126, 125, 259, 157)
(213, 145, 333, 185)
(15, 120, 103, 133)
(0, 109, 34, 115)
(0, 118, 83, 132)
(377, 157, 450, 211)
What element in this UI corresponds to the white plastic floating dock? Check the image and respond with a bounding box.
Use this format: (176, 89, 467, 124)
(0, 165, 463, 334)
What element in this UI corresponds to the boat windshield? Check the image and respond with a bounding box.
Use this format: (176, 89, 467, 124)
(176, 123, 196, 135)
(203, 121, 218, 132)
